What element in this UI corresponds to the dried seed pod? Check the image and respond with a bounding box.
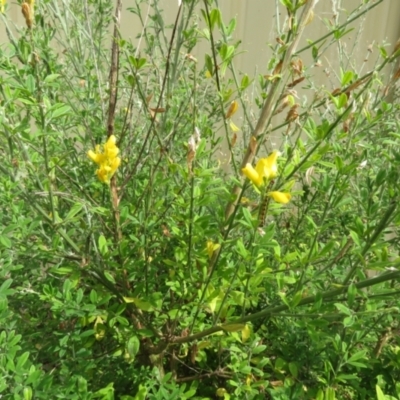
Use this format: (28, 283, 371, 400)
(287, 76, 305, 88)
(225, 100, 238, 119)
(276, 37, 285, 46)
(185, 53, 197, 63)
(285, 104, 299, 123)
(21, 2, 33, 29)
(249, 136, 257, 155)
(273, 60, 283, 76)
(274, 96, 290, 115)
(230, 132, 237, 147)
(290, 58, 303, 76)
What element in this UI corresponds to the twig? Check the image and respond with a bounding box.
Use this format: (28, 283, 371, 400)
(176, 369, 232, 383)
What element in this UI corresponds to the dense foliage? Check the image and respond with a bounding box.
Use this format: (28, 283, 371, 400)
(1, 0, 400, 399)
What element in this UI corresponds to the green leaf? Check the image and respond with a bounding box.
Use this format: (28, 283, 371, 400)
(23, 386, 33, 400)
(104, 271, 115, 284)
(336, 374, 358, 383)
(241, 207, 254, 228)
(225, 17, 236, 36)
(376, 385, 387, 400)
(16, 351, 30, 371)
(16, 97, 36, 105)
(334, 303, 351, 316)
(129, 56, 147, 70)
(343, 316, 354, 327)
(126, 74, 136, 87)
(136, 58, 147, 69)
(227, 45, 235, 60)
(325, 387, 336, 400)
(221, 323, 245, 332)
(348, 350, 367, 363)
(235, 238, 248, 258)
(44, 74, 61, 83)
(347, 283, 356, 307)
(0, 235, 11, 249)
(379, 46, 388, 59)
(279, 0, 294, 12)
(50, 266, 73, 275)
(126, 336, 140, 359)
(63, 279, 72, 297)
(133, 384, 147, 400)
(209, 8, 222, 30)
(98, 235, 108, 255)
(316, 389, 324, 400)
(312, 45, 318, 61)
(182, 388, 197, 399)
(288, 362, 298, 378)
(205, 53, 213, 75)
(0, 279, 13, 298)
(318, 240, 335, 257)
(123, 297, 154, 312)
(90, 289, 98, 304)
(291, 291, 303, 308)
(240, 74, 250, 91)
(341, 70, 354, 86)
(50, 104, 71, 120)
(337, 93, 348, 109)
(77, 377, 88, 394)
(25, 75, 35, 94)
(65, 203, 83, 221)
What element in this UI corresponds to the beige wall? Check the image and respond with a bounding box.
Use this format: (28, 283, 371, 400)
(117, 0, 400, 79)
(2, 1, 400, 76)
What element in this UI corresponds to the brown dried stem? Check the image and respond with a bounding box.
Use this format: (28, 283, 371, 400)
(224, 0, 319, 221)
(107, 0, 123, 242)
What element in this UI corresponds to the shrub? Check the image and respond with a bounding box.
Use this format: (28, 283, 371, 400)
(1, 0, 400, 399)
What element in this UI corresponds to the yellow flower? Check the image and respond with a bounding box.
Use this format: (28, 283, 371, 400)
(229, 120, 240, 132)
(87, 135, 121, 184)
(242, 151, 279, 187)
(0, 0, 5, 13)
(268, 191, 291, 204)
(206, 240, 220, 259)
(242, 163, 263, 186)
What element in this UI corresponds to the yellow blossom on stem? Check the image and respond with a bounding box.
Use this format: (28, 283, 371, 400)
(0, 0, 6, 13)
(206, 240, 220, 259)
(87, 135, 121, 184)
(268, 191, 291, 204)
(242, 150, 279, 187)
(242, 163, 263, 187)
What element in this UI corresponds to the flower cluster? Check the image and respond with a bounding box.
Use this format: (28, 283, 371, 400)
(87, 135, 121, 184)
(242, 151, 291, 204)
